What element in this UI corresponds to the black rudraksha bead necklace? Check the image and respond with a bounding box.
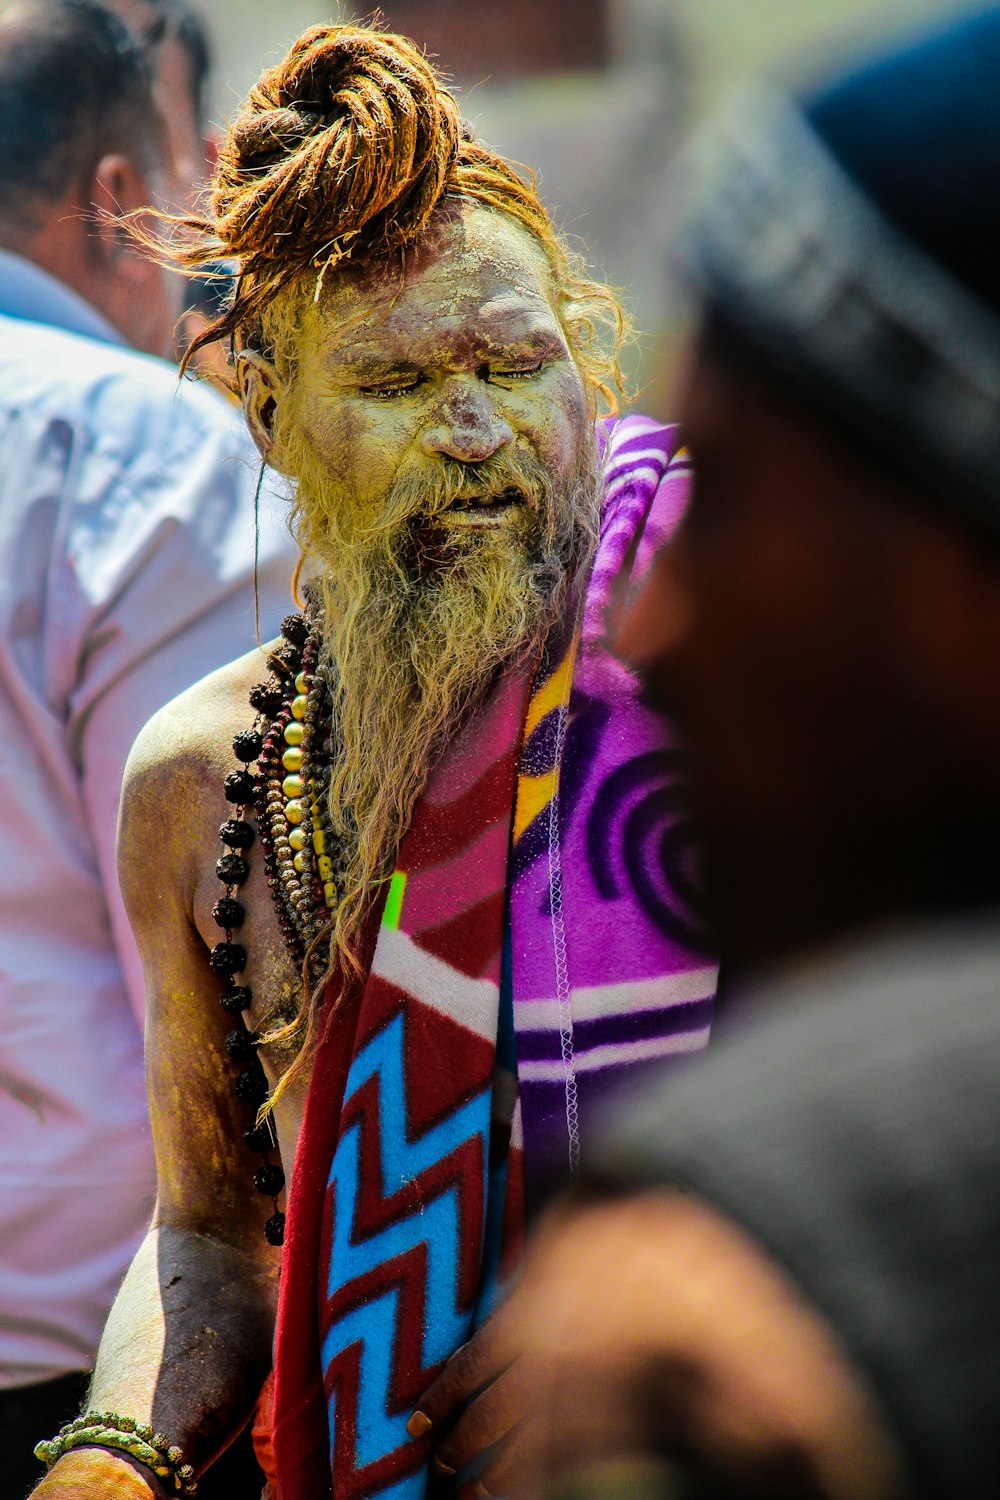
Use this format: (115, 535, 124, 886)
(208, 609, 338, 1245)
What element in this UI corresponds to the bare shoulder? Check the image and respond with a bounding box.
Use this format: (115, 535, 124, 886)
(119, 642, 275, 919)
(123, 641, 270, 796)
(120, 639, 309, 1147)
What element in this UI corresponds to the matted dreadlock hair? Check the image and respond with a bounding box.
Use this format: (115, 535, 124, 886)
(164, 21, 628, 411)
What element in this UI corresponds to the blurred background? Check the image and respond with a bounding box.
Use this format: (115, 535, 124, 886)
(194, 0, 966, 413)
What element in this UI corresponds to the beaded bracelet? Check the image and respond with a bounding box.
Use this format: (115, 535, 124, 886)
(34, 1411, 197, 1497)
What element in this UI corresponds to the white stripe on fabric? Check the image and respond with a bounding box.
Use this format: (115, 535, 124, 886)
(604, 445, 674, 478)
(370, 925, 499, 1041)
(517, 1025, 713, 1081)
(607, 417, 668, 443)
(604, 462, 663, 497)
(516, 967, 718, 1030)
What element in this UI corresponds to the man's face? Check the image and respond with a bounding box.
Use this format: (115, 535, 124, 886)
(620, 340, 966, 969)
(252, 203, 599, 949)
(271, 201, 591, 562)
(93, 7, 204, 357)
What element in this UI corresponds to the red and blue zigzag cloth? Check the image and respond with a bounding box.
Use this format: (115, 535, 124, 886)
(270, 418, 718, 1500)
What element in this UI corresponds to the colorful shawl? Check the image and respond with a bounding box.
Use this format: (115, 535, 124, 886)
(270, 418, 718, 1500)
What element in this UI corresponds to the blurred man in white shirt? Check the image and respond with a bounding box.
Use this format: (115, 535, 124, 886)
(0, 2, 293, 1492)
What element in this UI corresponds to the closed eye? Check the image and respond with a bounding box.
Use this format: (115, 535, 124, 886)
(358, 376, 425, 400)
(489, 359, 545, 384)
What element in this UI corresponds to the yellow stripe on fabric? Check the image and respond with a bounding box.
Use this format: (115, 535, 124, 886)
(513, 631, 581, 844)
(523, 634, 579, 741)
(513, 769, 558, 843)
(381, 870, 407, 930)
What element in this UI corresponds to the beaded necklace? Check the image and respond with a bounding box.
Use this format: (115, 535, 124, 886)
(254, 627, 339, 966)
(208, 609, 336, 1245)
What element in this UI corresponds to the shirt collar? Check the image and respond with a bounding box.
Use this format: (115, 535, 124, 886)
(0, 248, 126, 346)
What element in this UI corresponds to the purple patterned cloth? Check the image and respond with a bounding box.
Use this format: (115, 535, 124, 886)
(510, 416, 718, 1203)
(270, 415, 719, 1500)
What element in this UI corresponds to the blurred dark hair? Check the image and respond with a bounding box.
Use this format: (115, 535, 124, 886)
(698, 302, 926, 494)
(699, 302, 1000, 555)
(126, 0, 213, 129)
(0, 0, 162, 222)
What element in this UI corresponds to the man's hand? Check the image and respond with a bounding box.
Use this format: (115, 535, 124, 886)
(427, 1192, 906, 1500)
(409, 1315, 525, 1496)
(30, 1448, 160, 1499)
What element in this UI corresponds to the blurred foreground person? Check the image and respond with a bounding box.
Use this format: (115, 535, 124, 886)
(0, 1, 291, 1495)
(485, 7, 1000, 1500)
(28, 19, 717, 1500)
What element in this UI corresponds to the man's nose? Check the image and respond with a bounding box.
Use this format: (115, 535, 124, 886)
(420, 381, 515, 463)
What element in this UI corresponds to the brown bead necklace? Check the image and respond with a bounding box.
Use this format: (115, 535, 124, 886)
(207, 609, 336, 1246)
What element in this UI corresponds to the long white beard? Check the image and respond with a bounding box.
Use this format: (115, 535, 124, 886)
(292, 436, 603, 974)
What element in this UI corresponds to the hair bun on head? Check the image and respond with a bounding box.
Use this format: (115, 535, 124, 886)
(167, 15, 622, 412)
(216, 24, 460, 285)
(230, 106, 324, 169)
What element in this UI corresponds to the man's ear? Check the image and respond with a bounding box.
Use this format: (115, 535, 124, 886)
(235, 350, 284, 463)
(89, 153, 152, 268)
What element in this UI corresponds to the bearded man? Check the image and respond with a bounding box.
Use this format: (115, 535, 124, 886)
(30, 23, 716, 1500)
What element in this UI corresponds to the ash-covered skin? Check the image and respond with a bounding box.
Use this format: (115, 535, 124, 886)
(54, 198, 602, 1500)
(242, 203, 592, 547)
(233, 202, 602, 1094)
(107, 203, 605, 1261)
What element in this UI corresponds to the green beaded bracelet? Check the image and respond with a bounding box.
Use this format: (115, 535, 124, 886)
(34, 1410, 197, 1497)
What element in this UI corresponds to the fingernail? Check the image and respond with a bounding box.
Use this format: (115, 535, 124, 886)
(431, 1456, 456, 1477)
(406, 1410, 433, 1438)
(474, 1484, 494, 1498)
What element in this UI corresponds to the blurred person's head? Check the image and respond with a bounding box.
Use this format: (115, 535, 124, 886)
(0, 0, 183, 354)
(107, 0, 223, 368)
(107, 0, 214, 204)
(621, 6, 1000, 972)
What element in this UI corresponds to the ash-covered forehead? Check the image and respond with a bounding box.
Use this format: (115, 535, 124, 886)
(365, 197, 556, 297)
(270, 201, 565, 370)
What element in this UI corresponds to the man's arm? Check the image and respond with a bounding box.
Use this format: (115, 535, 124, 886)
(32, 713, 280, 1498)
(33, 1229, 277, 1499)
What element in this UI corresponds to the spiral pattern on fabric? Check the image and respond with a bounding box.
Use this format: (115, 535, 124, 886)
(586, 749, 714, 955)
